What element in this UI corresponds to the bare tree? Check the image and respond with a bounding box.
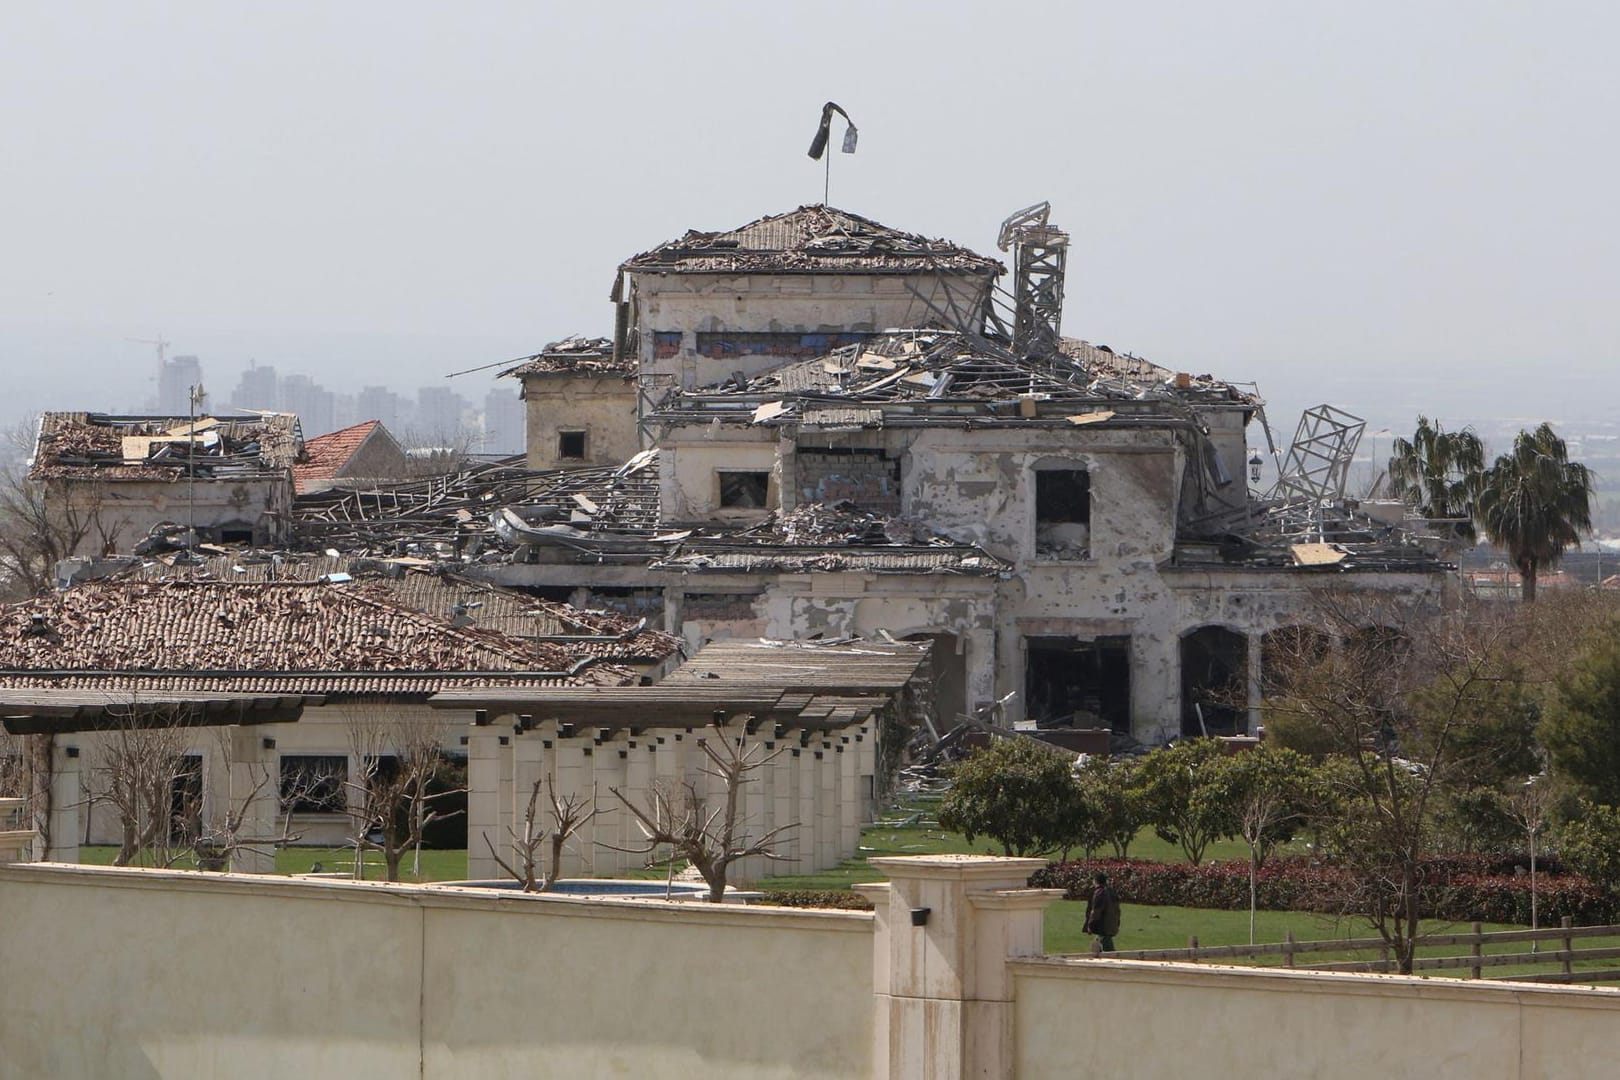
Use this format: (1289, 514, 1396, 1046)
(1264, 591, 1529, 973)
(611, 724, 796, 903)
(187, 728, 314, 871)
(483, 777, 601, 892)
(86, 706, 193, 867)
(0, 419, 117, 599)
(342, 704, 464, 882)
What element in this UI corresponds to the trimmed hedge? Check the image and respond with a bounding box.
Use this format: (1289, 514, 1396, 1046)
(1029, 856, 1613, 926)
(756, 888, 875, 911)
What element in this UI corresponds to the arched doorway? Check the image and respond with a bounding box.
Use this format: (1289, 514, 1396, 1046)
(1180, 626, 1249, 737)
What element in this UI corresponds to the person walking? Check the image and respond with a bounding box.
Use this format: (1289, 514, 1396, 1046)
(1084, 871, 1121, 953)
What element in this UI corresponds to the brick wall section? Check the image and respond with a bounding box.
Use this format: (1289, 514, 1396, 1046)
(796, 451, 901, 514)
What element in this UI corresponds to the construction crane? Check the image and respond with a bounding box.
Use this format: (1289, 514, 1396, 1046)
(129, 333, 172, 396)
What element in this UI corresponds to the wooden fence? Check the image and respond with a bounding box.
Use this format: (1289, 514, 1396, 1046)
(1072, 917, 1620, 985)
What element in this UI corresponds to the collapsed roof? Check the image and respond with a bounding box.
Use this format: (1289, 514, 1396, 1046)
(32, 412, 303, 483)
(498, 336, 632, 379)
(621, 205, 1005, 277)
(649, 330, 1256, 428)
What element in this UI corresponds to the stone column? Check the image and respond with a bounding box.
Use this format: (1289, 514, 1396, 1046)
(551, 728, 591, 877)
(464, 718, 505, 880)
(816, 742, 837, 871)
(589, 731, 626, 876)
(774, 737, 801, 871)
(855, 855, 1061, 1080)
(838, 735, 859, 860)
(1247, 630, 1265, 736)
(227, 728, 277, 873)
(797, 744, 819, 871)
(36, 743, 80, 864)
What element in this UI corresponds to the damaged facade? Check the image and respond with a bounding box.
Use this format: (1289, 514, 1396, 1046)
(499, 336, 640, 471)
(463, 202, 1448, 744)
(31, 411, 304, 551)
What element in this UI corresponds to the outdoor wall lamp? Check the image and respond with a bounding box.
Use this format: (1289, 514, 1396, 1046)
(1248, 451, 1264, 484)
(910, 907, 931, 927)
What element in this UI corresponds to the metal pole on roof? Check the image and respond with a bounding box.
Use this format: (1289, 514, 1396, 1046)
(187, 382, 206, 560)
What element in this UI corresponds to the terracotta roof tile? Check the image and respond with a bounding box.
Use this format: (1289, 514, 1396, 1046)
(294, 420, 381, 492)
(0, 581, 638, 693)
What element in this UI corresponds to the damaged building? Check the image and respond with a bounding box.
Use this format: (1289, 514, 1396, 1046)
(31, 411, 304, 551)
(29, 202, 1448, 758)
(454, 202, 1447, 744)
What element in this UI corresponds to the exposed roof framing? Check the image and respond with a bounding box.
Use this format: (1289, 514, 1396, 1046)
(32, 412, 304, 482)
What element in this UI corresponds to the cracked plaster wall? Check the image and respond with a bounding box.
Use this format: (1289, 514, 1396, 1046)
(519, 374, 639, 471)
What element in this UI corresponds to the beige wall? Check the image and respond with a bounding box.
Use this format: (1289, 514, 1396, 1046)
(52, 473, 292, 552)
(0, 863, 873, 1080)
(5, 858, 1620, 1080)
(1012, 957, 1620, 1080)
(519, 373, 639, 470)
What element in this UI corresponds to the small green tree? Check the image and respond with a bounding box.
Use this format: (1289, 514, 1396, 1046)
(1073, 755, 1150, 858)
(1138, 738, 1235, 865)
(1557, 801, 1620, 898)
(1540, 630, 1620, 806)
(938, 737, 1085, 857)
(1210, 744, 1317, 942)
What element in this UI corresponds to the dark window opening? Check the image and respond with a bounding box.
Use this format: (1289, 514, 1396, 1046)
(1035, 469, 1091, 558)
(1025, 636, 1131, 733)
(280, 754, 348, 814)
(558, 431, 587, 460)
(719, 471, 770, 509)
(1181, 626, 1249, 737)
(684, 592, 763, 621)
(218, 528, 253, 544)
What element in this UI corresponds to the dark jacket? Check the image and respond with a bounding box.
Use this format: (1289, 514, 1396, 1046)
(1085, 883, 1121, 937)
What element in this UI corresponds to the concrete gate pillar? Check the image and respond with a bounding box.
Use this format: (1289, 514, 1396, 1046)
(855, 855, 1061, 1080)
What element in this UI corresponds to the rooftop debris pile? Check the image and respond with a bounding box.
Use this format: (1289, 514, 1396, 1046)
(31, 412, 304, 482)
(745, 501, 953, 548)
(292, 452, 662, 558)
(620, 205, 1004, 276)
(499, 336, 632, 379)
(651, 330, 1255, 428)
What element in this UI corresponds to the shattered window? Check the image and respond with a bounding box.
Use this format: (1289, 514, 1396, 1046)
(557, 431, 587, 459)
(1035, 468, 1090, 558)
(718, 471, 770, 509)
(279, 754, 348, 814)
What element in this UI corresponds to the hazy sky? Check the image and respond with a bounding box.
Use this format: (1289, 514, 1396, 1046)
(3, 1, 1616, 448)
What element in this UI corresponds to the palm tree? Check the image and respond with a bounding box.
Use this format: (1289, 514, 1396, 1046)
(1477, 423, 1595, 602)
(1388, 416, 1486, 543)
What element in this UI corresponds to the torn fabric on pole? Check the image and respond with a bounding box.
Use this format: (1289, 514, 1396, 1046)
(807, 102, 858, 159)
